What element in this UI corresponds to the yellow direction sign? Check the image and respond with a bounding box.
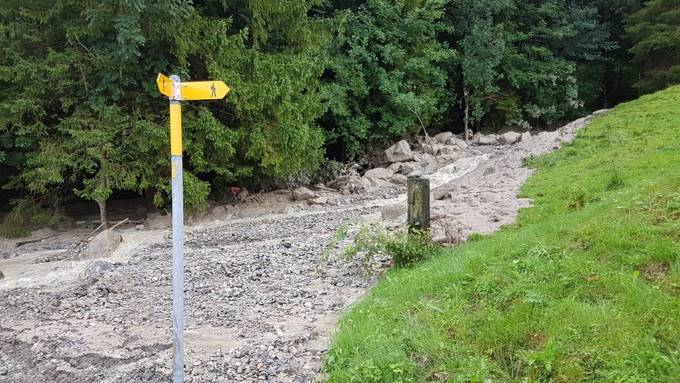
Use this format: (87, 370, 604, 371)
(157, 73, 173, 98)
(180, 81, 230, 101)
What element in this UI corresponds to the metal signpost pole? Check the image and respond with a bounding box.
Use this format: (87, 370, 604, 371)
(156, 72, 229, 383)
(169, 74, 185, 383)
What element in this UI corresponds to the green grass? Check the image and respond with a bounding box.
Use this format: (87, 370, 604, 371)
(324, 86, 680, 383)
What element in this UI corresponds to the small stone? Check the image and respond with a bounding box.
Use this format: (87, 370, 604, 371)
(83, 260, 116, 280)
(521, 131, 531, 142)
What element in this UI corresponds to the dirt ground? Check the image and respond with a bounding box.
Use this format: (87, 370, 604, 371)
(0, 112, 603, 383)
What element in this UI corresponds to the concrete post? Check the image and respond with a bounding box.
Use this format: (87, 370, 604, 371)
(407, 176, 430, 231)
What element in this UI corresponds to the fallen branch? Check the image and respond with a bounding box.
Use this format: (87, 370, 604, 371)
(15, 234, 61, 248)
(86, 218, 130, 242)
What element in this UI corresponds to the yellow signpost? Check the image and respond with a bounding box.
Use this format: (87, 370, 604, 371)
(157, 73, 230, 383)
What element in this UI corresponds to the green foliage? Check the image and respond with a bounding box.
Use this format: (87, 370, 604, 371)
(626, 0, 680, 92)
(325, 86, 680, 382)
(386, 229, 438, 267)
(337, 223, 440, 271)
(323, 0, 454, 159)
(0, 0, 332, 230)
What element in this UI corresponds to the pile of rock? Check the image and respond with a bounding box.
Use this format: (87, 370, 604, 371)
(317, 129, 528, 196)
(471, 130, 530, 146)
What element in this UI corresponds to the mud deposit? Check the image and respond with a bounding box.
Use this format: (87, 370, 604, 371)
(0, 112, 603, 382)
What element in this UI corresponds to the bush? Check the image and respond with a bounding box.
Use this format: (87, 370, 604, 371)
(385, 229, 438, 267)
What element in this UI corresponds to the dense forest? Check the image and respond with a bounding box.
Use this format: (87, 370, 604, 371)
(1, 0, 678, 231)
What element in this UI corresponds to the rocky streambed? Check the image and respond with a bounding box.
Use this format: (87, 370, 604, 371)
(0, 112, 604, 382)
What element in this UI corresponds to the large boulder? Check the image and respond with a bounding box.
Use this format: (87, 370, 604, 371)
(500, 131, 522, 145)
(473, 133, 498, 146)
(446, 137, 468, 149)
(292, 187, 315, 201)
(364, 167, 394, 180)
(85, 229, 122, 258)
(434, 131, 454, 144)
(385, 140, 413, 163)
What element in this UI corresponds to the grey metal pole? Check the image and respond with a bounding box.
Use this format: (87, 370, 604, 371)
(169, 74, 185, 383)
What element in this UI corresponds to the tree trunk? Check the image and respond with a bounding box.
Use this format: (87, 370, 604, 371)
(97, 199, 108, 229)
(463, 88, 470, 143)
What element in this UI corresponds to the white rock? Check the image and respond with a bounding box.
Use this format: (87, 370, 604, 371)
(521, 131, 531, 142)
(385, 140, 413, 163)
(292, 187, 315, 201)
(475, 134, 498, 146)
(389, 174, 407, 185)
(500, 131, 522, 145)
(440, 146, 459, 155)
(306, 197, 328, 205)
(85, 229, 122, 258)
(423, 143, 444, 156)
(434, 131, 454, 144)
(364, 167, 394, 180)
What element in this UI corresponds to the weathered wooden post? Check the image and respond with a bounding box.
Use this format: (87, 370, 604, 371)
(407, 176, 430, 231)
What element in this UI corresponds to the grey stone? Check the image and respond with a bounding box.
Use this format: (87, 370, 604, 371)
(423, 143, 444, 156)
(384, 140, 413, 163)
(500, 131, 522, 145)
(328, 173, 369, 194)
(85, 229, 122, 257)
(521, 131, 531, 142)
(362, 176, 388, 189)
(434, 131, 454, 144)
(306, 197, 328, 205)
(292, 187, 315, 201)
(389, 174, 407, 185)
(395, 162, 418, 175)
(364, 167, 394, 180)
(440, 145, 459, 155)
(476, 134, 498, 146)
(83, 260, 116, 280)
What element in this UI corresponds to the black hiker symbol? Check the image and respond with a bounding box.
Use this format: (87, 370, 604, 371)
(210, 82, 217, 97)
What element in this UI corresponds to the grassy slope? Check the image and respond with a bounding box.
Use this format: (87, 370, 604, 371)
(325, 87, 680, 382)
